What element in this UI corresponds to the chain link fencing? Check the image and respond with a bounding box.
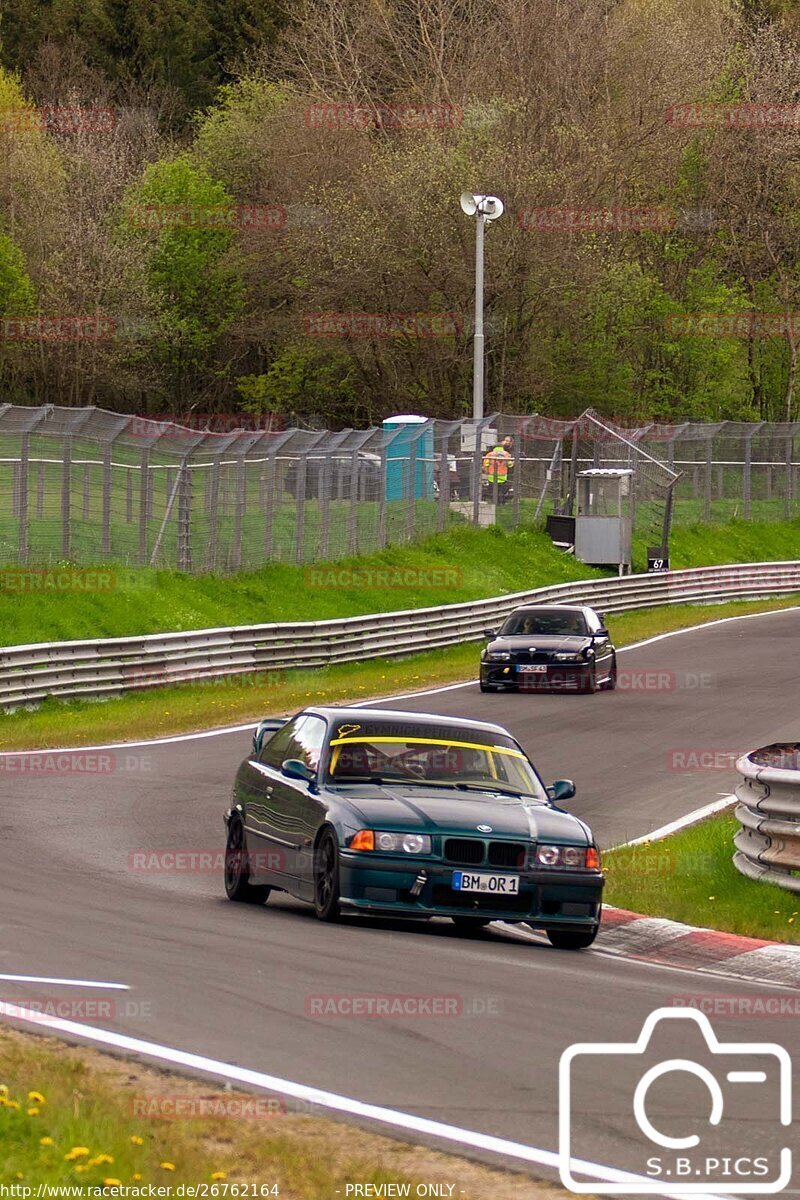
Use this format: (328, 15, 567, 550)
(0, 404, 797, 573)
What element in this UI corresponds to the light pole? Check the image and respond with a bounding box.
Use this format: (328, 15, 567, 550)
(460, 192, 504, 421)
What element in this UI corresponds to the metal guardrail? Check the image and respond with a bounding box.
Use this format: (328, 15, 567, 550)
(734, 744, 800, 894)
(2, 561, 800, 711)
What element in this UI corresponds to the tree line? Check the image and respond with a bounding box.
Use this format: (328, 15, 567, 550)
(3, 0, 800, 425)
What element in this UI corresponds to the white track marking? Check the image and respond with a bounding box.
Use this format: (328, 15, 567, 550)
(0, 1001, 728, 1200)
(609, 794, 737, 851)
(0, 973, 128, 989)
(0, 602, 797, 756)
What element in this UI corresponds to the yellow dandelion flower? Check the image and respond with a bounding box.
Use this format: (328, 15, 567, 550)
(0, 1084, 8, 1096)
(103, 1181, 122, 1189)
(65, 1147, 90, 1161)
(211, 1172, 226, 1181)
(133, 1175, 143, 1183)
(6, 1100, 20, 1110)
(130, 1135, 144, 1145)
(28, 1091, 45, 1105)
(94, 1155, 114, 1165)
(74, 1166, 88, 1174)
(40, 1137, 54, 1147)
(160, 1162, 176, 1171)
(27, 1107, 40, 1116)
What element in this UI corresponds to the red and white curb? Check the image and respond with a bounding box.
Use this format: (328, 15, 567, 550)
(596, 906, 800, 987)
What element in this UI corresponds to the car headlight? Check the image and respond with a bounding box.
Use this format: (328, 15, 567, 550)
(533, 844, 601, 869)
(486, 651, 511, 661)
(553, 652, 582, 662)
(357, 830, 432, 854)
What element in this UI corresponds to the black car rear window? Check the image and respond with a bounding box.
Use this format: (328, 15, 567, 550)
(500, 609, 587, 636)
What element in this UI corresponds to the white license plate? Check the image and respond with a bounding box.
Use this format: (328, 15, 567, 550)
(518, 664, 547, 674)
(452, 871, 520, 894)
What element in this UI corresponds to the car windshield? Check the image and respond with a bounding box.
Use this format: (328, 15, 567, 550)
(500, 609, 588, 637)
(326, 723, 546, 799)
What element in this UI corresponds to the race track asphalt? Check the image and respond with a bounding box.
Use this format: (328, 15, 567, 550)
(1, 607, 798, 1190)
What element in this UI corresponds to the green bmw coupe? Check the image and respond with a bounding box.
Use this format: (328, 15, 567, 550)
(224, 706, 604, 949)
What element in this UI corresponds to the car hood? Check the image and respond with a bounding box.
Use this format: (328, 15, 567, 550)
(488, 634, 592, 653)
(335, 786, 590, 844)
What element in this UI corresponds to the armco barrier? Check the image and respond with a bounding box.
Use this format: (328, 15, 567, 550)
(734, 743, 800, 894)
(2, 561, 800, 710)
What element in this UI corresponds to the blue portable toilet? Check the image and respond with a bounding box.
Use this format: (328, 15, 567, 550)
(382, 415, 434, 501)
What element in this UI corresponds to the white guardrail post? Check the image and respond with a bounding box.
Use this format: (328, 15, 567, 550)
(1, 561, 799, 710)
(734, 744, 800, 894)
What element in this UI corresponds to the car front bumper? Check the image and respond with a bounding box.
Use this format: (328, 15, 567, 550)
(480, 661, 594, 690)
(339, 852, 603, 925)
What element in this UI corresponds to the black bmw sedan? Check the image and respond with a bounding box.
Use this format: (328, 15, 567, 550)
(479, 604, 617, 693)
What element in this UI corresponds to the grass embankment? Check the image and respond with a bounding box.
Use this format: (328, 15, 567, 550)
(0, 524, 599, 647)
(3, 515, 799, 648)
(2, 595, 798, 750)
(0, 1027, 547, 1198)
(605, 813, 800, 944)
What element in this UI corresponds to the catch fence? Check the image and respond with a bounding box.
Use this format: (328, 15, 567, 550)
(0, 405, 797, 572)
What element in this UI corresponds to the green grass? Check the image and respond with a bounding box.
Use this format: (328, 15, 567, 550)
(2, 595, 798, 750)
(2, 514, 800, 648)
(0, 523, 601, 646)
(0, 1028, 527, 1197)
(605, 813, 800, 944)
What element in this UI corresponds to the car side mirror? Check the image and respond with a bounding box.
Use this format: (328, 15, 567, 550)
(281, 758, 316, 784)
(482, 628, 497, 639)
(548, 778, 576, 803)
(594, 627, 609, 639)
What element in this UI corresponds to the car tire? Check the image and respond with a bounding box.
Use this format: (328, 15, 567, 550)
(451, 917, 492, 933)
(479, 681, 498, 693)
(546, 925, 598, 950)
(313, 828, 341, 922)
(224, 817, 270, 904)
